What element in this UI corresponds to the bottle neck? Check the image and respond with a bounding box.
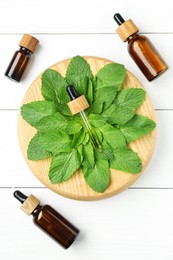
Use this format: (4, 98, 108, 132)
(127, 33, 139, 43)
(19, 46, 32, 55)
(31, 204, 43, 217)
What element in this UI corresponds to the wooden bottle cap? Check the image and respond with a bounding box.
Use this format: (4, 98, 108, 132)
(19, 34, 39, 53)
(20, 194, 40, 215)
(116, 19, 139, 42)
(67, 95, 89, 115)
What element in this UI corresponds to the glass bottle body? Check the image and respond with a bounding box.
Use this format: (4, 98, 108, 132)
(127, 34, 167, 81)
(32, 204, 79, 249)
(5, 46, 31, 82)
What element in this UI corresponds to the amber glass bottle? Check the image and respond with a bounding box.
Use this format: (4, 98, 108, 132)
(114, 13, 167, 81)
(5, 34, 39, 82)
(13, 190, 79, 249)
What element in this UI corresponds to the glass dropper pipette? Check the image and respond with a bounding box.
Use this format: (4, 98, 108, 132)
(66, 85, 101, 150)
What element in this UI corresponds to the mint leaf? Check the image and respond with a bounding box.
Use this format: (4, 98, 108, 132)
(34, 112, 67, 132)
(102, 91, 117, 111)
(42, 131, 71, 156)
(65, 121, 82, 134)
(115, 88, 146, 110)
(57, 103, 72, 116)
(28, 130, 71, 159)
(83, 133, 89, 145)
(101, 104, 134, 125)
(79, 77, 91, 98)
(97, 140, 114, 160)
(89, 97, 103, 114)
(66, 56, 92, 95)
(94, 63, 126, 90)
(82, 158, 110, 193)
(87, 78, 94, 105)
(90, 63, 126, 114)
(120, 114, 156, 143)
(92, 127, 103, 144)
(110, 147, 142, 173)
(21, 101, 57, 127)
(82, 142, 95, 169)
(27, 132, 52, 160)
(88, 114, 107, 128)
(71, 130, 86, 149)
(40, 68, 72, 116)
(49, 149, 81, 183)
(91, 85, 118, 114)
(100, 124, 126, 149)
(77, 144, 83, 160)
(41, 69, 68, 104)
(35, 112, 82, 134)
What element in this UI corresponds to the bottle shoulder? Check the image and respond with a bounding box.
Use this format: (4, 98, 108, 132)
(128, 34, 147, 45)
(32, 205, 43, 217)
(18, 47, 32, 56)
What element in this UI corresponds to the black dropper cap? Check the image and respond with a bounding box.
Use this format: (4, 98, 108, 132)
(113, 13, 125, 25)
(66, 85, 79, 100)
(13, 190, 27, 204)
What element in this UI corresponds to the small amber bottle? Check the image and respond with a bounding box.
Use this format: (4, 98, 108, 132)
(13, 190, 79, 249)
(113, 13, 167, 81)
(5, 34, 39, 82)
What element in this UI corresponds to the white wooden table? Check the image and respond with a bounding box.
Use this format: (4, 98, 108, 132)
(0, 1, 173, 259)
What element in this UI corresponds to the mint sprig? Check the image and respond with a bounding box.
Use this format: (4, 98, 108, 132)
(49, 149, 81, 183)
(21, 55, 156, 193)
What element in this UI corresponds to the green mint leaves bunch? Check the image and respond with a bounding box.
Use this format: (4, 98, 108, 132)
(21, 56, 156, 193)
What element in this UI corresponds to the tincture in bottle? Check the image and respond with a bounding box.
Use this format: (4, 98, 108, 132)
(13, 190, 79, 249)
(113, 13, 167, 81)
(5, 34, 39, 82)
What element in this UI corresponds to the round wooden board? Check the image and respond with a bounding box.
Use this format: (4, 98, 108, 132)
(18, 56, 157, 200)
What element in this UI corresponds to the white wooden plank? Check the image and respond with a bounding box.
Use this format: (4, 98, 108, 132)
(0, 0, 173, 33)
(0, 34, 172, 109)
(0, 110, 173, 188)
(1, 188, 173, 260)
(0, 110, 44, 187)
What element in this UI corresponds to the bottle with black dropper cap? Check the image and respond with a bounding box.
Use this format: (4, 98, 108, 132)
(113, 13, 167, 81)
(13, 190, 79, 249)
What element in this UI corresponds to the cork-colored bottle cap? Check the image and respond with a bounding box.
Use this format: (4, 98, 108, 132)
(20, 194, 40, 215)
(116, 19, 139, 42)
(19, 34, 39, 53)
(68, 95, 89, 115)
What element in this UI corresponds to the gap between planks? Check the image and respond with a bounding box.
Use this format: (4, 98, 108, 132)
(1, 187, 173, 190)
(0, 32, 173, 36)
